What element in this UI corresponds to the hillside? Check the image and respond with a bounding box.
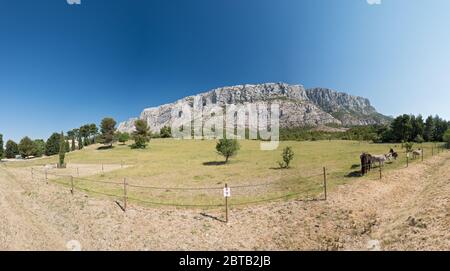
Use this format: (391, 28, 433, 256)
(118, 83, 391, 133)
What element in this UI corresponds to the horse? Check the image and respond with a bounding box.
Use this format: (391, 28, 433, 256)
(360, 153, 372, 176)
(371, 154, 388, 166)
(389, 148, 399, 160)
(412, 149, 422, 159)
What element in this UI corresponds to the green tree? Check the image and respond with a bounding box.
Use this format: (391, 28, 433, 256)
(18, 137, 35, 159)
(77, 130, 83, 150)
(33, 139, 46, 157)
(80, 125, 90, 146)
(58, 132, 66, 168)
(67, 130, 76, 151)
(216, 139, 240, 163)
(423, 116, 434, 142)
(89, 124, 98, 144)
(443, 129, 450, 149)
(390, 114, 413, 142)
(278, 146, 295, 169)
(404, 142, 414, 153)
(118, 132, 130, 145)
(99, 117, 117, 148)
(0, 134, 3, 159)
(160, 126, 172, 138)
(45, 133, 61, 156)
(131, 120, 151, 149)
(5, 140, 19, 159)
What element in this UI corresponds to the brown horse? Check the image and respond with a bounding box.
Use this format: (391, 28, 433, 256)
(360, 153, 372, 176)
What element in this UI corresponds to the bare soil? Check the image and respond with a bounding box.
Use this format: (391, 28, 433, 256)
(0, 152, 448, 251)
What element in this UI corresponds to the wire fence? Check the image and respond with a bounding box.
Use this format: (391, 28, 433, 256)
(29, 167, 329, 211)
(26, 142, 448, 222)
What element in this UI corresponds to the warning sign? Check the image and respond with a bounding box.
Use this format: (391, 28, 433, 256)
(223, 187, 231, 198)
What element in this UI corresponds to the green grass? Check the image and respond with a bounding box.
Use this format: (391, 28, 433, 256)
(7, 140, 447, 208)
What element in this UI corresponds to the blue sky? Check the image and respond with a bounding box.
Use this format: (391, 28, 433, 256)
(1, 0, 450, 142)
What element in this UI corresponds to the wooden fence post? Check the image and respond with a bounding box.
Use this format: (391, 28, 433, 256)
(323, 167, 327, 201)
(225, 183, 229, 223)
(379, 161, 382, 180)
(123, 178, 128, 212)
(406, 153, 409, 168)
(70, 176, 74, 195)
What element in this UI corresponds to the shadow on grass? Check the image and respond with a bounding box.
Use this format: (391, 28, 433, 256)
(97, 145, 115, 150)
(345, 171, 363, 178)
(202, 161, 227, 166)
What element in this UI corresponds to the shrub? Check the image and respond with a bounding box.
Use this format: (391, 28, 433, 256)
(216, 139, 240, 163)
(118, 132, 130, 145)
(278, 146, 295, 169)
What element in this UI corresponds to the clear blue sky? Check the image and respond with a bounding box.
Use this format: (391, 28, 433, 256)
(1, 0, 450, 142)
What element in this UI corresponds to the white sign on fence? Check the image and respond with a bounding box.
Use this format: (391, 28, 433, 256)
(223, 187, 231, 198)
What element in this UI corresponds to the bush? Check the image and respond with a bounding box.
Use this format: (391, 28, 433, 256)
(216, 139, 240, 163)
(278, 146, 294, 169)
(160, 126, 172, 138)
(118, 132, 130, 144)
(404, 142, 414, 152)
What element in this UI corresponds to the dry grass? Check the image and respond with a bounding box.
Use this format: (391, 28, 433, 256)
(4, 140, 445, 207)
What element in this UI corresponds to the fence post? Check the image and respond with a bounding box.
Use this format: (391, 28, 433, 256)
(225, 183, 229, 223)
(70, 176, 74, 195)
(406, 153, 409, 168)
(323, 167, 327, 201)
(379, 161, 382, 180)
(123, 178, 128, 212)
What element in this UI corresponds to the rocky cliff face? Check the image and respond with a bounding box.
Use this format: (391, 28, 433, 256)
(118, 83, 389, 133)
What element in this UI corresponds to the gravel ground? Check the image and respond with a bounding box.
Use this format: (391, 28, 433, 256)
(0, 152, 448, 251)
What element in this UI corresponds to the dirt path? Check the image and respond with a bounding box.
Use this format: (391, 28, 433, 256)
(0, 152, 449, 251)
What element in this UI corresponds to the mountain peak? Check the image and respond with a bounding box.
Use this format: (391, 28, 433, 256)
(118, 83, 389, 133)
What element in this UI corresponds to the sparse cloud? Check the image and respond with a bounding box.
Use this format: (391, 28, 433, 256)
(367, 0, 382, 5)
(67, 0, 81, 5)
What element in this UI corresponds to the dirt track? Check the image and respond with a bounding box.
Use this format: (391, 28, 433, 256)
(0, 153, 449, 251)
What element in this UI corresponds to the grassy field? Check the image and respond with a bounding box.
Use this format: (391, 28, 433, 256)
(5, 139, 447, 208)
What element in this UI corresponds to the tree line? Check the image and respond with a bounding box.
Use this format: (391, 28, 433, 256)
(0, 118, 174, 160)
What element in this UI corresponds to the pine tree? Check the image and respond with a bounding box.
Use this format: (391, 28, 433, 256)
(0, 134, 4, 159)
(58, 131, 66, 168)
